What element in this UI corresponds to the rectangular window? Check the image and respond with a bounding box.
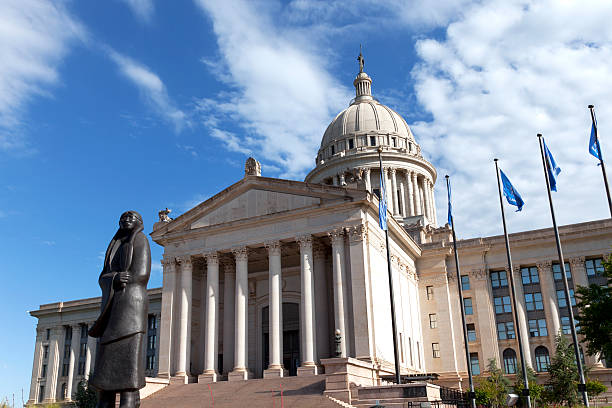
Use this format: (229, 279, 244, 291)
(553, 262, 571, 281)
(529, 319, 548, 337)
(467, 323, 476, 342)
(62, 362, 69, 377)
(525, 292, 544, 311)
(585, 258, 604, 276)
(64, 344, 70, 359)
(46, 329, 50, 341)
(432, 343, 440, 358)
(557, 289, 576, 308)
(429, 313, 437, 329)
(78, 361, 85, 376)
(41, 364, 47, 378)
(331, 145, 335, 155)
(461, 275, 470, 291)
(80, 325, 88, 339)
(561, 316, 580, 334)
(464, 298, 473, 315)
(348, 139, 354, 149)
(426, 286, 434, 300)
(470, 353, 480, 375)
(521, 266, 539, 285)
(79, 343, 87, 358)
(146, 355, 156, 370)
(43, 345, 49, 360)
(494, 296, 512, 314)
(392, 137, 397, 147)
(148, 334, 157, 350)
(370, 136, 376, 146)
(491, 270, 508, 288)
(497, 321, 515, 340)
(148, 315, 157, 330)
(38, 385, 45, 403)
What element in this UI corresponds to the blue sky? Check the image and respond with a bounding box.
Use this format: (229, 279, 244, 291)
(2, 0, 612, 402)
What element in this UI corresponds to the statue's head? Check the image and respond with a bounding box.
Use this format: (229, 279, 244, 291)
(119, 211, 143, 231)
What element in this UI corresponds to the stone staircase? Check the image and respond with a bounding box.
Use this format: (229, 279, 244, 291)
(141, 376, 348, 408)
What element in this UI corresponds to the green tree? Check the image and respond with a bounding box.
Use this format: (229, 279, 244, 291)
(547, 332, 580, 407)
(74, 379, 97, 408)
(512, 363, 544, 407)
(474, 359, 510, 408)
(576, 254, 612, 363)
(585, 378, 606, 398)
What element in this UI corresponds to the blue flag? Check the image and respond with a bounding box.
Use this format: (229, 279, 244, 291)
(447, 178, 453, 227)
(378, 170, 388, 230)
(589, 117, 602, 161)
(543, 138, 561, 192)
(500, 169, 525, 211)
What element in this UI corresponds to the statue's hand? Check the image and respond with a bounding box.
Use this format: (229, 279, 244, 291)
(114, 272, 131, 289)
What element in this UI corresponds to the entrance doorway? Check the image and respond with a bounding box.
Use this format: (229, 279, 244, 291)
(262, 302, 300, 376)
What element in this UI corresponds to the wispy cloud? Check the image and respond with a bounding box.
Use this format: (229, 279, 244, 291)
(107, 49, 188, 132)
(119, 0, 155, 23)
(0, 0, 85, 151)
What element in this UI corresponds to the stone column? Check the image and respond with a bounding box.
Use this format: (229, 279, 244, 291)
(200, 252, 219, 383)
(412, 172, 421, 216)
(385, 168, 394, 215)
(364, 168, 372, 192)
(537, 261, 561, 346)
(27, 329, 44, 404)
(84, 322, 96, 379)
(399, 180, 407, 217)
(175, 257, 193, 380)
(329, 228, 347, 357)
(222, 262, 236, 375)
(313, 242, 330, 361)
(390, 168, 400, 216)
(44, 328, 60, 402)
(406, 171, 415, 216)
(511, 266, 533, 368)
(296, 235, 318, 375)
(264, 241, 285, 378)
(229, 246, 251, 381)
(65, 325, 80, 400)
(422, 178, 431, 221)
(158, 257, 177, 378)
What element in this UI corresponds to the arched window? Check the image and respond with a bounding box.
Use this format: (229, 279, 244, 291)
(503, 348, 517, 374)
(535, 346, 550, 372)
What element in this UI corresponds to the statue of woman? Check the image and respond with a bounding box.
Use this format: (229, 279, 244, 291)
(89, 211, 151, 408)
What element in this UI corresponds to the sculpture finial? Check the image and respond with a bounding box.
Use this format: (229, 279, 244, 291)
(357, 45, 364, 73)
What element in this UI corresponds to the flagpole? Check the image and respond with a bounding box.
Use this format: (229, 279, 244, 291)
(494, 159, 532, 408)
(588, 105, 612, 217)
(537, 134, 589, 407)
(445, 175, 476, 408)
(378, 147, 402, 384)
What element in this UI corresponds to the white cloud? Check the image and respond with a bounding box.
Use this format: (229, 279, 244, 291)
(107, 49, 188, 132)
(120, 0, 154, 23)
(193, 0, 351, 178)
(0, 0, 84, 151)
(409, 0, 612, 237)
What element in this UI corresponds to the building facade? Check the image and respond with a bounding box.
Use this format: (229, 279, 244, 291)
(26, 62, 612, 405)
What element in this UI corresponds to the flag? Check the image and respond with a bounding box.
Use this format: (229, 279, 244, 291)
(379, 170, 388, 230)
(589, 116, 602, 161)
(543, 138, 561, 192)
(500, 169, 525, 211)
(447, 178, 453, 227)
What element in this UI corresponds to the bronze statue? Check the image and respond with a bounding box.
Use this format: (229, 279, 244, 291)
(89, 211, 151, 408)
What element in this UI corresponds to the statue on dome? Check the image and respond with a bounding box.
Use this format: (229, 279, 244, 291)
(357, 47, 365, 73)
(88, 210, 151, 408)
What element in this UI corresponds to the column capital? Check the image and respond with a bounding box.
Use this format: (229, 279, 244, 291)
(295, 234, 313, 249)
(569, 256, 586, 268)
(176, 256, 192, 267)
(313, 242, 326, 259)
(264, 240, 282, 255)
(390, 167, 397, 176)
(203, 251, 219, 264)
(347, 223, 367, 242)
(222, 259, 236, 274)
(327, 228, 345, 245)
(363, 167, 371, 175)
(232, 246, 248, 261)
(161, 257, 175, 267)
(536, 260, 553, 271)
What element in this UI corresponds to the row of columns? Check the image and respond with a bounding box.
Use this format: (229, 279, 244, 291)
(160, 229, 353, 382)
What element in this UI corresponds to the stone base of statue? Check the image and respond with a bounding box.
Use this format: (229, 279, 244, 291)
(263, 366, 288, 378)
(228, 368, 252, 382)
(297, 363, 319, 376)
(198, 371, 218, 383)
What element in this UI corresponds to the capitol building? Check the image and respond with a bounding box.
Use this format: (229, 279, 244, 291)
(26, 61, 612, 405)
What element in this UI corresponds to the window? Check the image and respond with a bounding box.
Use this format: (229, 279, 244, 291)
(370, 136, 376, 146)
(470, 353, 480, 375)
(467, 324, 476, 342)
(429, 314, 437, 329)
(494, 296, 512, 314)
(464, 298, 473, 315)
(79, 343, 87, 358)
(432, 343, 440, 358)
(391, 137, 397, 147)
(491, 270, 508, 288)
(557, 289, 576, 308)
(503, 348, 517, 374)
(497, 321, 515, 340)
(528, 319, 548, 337)
(147, 314, 157, 373)
(148, 334, 157, 350)
(62, 361, 69, 377)
(553, 262, 571, 281)
(348, 139, 354, 149)
(331, 145, 335, 155)
(426, 286, 434, 300)
(525, 292, 544, 311)
(585, 258, 604, 276)
(521, 267, 539, 285)
(78, 361, 85, 376)
(80, 325, 88, 339)
(38, 385, 45, 403)
(41, 364, 47, 378)
(535, 346, 550, 372)
(147, 355, 156, 370)
(561, 316, 580, 334)
(46, 329, 50, 341)
(43, 345, 49, 360)
(461, 275, 470, 291)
